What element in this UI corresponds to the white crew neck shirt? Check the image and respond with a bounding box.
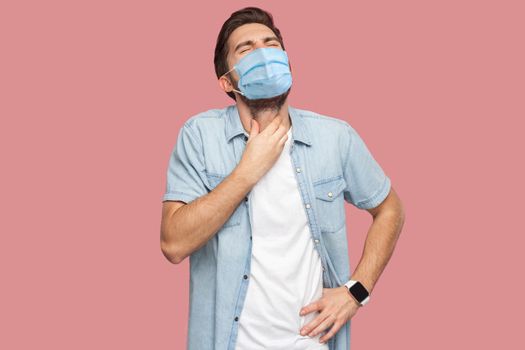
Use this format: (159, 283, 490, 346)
(235, 126, 329, 350)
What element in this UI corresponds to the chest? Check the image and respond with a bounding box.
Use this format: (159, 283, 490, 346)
(202, 136, 348, 234)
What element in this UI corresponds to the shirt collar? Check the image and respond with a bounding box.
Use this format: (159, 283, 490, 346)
(225, 104, 312, 146)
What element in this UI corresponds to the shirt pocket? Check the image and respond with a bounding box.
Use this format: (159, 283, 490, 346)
(205, 172, 243, 228)
(312, 175, 347, 233)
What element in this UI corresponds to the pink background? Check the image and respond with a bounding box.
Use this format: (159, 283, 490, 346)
(1, 0, 523, 349)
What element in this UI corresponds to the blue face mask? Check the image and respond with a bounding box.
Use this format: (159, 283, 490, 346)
(220, 47, 293, 100)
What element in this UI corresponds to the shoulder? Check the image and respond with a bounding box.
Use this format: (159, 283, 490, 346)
(175, 106, 232, 147)
(290, 106, 355, 145)
(182, 106, 228, 130)
(292, 106, 354, 133)
(292, 106, 348, 126)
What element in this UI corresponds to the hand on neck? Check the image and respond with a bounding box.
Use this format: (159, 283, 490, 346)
(238, 100, 291, 134)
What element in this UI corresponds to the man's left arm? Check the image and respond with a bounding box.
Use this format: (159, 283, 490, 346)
(339, 121, 406, 293)
(298, 123, 405, 343)
(349, 185, 405, 294)
(299, 186, 405, 343)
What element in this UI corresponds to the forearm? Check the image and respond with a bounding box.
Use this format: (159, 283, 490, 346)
(349, 208, 405, 293)
(162, 167, 256, 263)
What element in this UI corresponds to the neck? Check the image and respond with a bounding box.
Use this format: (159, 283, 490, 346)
(236, 100, 291, 134)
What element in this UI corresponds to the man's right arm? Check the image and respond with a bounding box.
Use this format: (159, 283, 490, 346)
(160, 114, 289, 264)
(160, 167, 255, 264)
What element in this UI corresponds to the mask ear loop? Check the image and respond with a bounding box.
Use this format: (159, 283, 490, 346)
(220, 66, 245, 96)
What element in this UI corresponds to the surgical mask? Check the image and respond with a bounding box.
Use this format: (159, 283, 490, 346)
(220, 47, 293, 100)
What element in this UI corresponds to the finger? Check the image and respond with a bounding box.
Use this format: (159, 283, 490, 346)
(260, 114, 282, 136)
(299, 301, 321, 316)
(279, 132, 288, 145)
(262, 114, 282, 135)
(300, 310, 327, 336)
(248, 119, 259, 139)
(300, 313, 324, 336)
(274, 122, 289, 140)
(276, 113, 288, 133)
(319, 319, 343, 344)
(270, 121, 289, 144)
(308, 313, 337, 338)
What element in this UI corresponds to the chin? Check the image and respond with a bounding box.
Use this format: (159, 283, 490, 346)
(238, 87, 292, 115)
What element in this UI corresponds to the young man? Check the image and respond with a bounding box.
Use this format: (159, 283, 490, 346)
(160, 7, 405, 350)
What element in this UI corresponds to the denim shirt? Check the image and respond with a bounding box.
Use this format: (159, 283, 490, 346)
(162, 104, 391, 350)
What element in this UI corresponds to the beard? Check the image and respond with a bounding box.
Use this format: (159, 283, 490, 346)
(233, 78, 291, 118)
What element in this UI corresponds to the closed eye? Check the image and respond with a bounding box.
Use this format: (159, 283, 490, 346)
(239, 43, 280, 54)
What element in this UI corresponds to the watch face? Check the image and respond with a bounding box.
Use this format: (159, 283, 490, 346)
(350, 282, 369, 302)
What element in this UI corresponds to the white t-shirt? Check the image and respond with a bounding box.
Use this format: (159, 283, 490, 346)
(235, 126, 329, 350)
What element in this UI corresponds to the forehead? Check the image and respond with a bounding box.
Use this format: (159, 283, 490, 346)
(227, 23, 277, 51)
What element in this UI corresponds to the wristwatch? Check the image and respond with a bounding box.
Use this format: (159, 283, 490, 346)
(344, 280, 370, 306)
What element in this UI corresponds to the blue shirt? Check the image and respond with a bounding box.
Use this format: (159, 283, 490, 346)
(162, 104, 391, 350)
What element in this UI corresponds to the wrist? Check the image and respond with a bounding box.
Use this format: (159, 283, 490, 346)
(231, 166, 258, 190)
(344, 279, 371, 307)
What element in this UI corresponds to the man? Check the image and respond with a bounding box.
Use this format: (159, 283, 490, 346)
(160, 6, 405, 350)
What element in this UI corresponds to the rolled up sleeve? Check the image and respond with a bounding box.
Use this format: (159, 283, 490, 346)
(162, 123, 209, 204)
(342, 123, 391, 209)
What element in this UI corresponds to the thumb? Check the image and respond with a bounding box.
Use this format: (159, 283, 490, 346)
(249, 119, 259, 138)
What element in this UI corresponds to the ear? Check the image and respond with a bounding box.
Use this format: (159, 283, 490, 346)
(218, 75, 233, 93)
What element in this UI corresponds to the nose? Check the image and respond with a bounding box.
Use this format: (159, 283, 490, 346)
(254, 40, 266, 50)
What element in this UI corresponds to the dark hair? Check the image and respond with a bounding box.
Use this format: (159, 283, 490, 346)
(214, 7, 286, 101)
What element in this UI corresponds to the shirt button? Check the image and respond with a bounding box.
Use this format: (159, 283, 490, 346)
(314, 239, 320, 244)
(296, 167, 301, 173)
(305, 203, 311, 209)
(327, 192, 333, 198)
(235, 316, 239, 321)
(243, 274, 248, 279)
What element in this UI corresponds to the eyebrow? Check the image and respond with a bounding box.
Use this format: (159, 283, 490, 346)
(233, 36, 280, 53)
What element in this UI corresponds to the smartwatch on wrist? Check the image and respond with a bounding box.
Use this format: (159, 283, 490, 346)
(344, 280, 370, 306)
